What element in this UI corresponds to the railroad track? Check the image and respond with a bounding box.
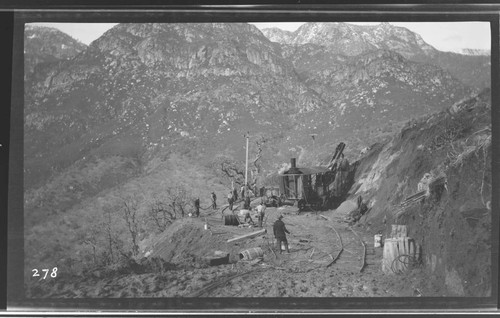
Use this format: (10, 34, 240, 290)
(318, 215, 382, 274)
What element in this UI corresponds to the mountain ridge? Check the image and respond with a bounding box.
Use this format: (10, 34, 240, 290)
(25, 23, 478, 192)
(262, 22, 490, 90)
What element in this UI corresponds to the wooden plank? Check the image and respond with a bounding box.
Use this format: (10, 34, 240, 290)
(403, 238, 409, 271)
(403, 190, 427, 202)
(401, 191, 426, 207)
(401, 225, 407, 237)
(401, 195, 425, 207)
(319, 214, 331, 221)
(226, 228, 267, 243)
(382, 238, 397, 274)
(390, 225, 407, 238)
(396, 238, 404, 272)
(401, 237, 408, 271)
(391, 225, 396, 237)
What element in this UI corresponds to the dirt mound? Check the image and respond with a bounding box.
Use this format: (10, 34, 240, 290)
(143, 218, 208, 264)
(141, 215, 278, 268)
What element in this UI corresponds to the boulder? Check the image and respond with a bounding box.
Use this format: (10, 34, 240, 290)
(335, 200, 358, 216)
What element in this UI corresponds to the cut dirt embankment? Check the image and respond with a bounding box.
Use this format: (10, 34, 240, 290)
(346, 89, 492, 296)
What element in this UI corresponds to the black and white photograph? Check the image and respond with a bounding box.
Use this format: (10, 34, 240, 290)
(21, 18, 493, 303)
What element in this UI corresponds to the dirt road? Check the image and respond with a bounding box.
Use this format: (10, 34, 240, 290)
(28, 204, 428, 298)
(192, 205, 420, 297)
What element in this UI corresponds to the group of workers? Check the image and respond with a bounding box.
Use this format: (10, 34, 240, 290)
(193, 187, 291, 254)
(193, 184, 255, 217)
(191, 191, 217, 218)
(227, 185, 254, 211)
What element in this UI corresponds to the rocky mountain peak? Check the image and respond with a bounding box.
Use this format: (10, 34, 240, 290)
(261, 27, 294, 44)
(24, 25, 87, 80)
(263, 22, 437, 59)
(25, 25, 87, 55)
(89, 23, 282, 70)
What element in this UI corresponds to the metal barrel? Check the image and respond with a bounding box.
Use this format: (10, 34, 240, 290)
(224, 215, 239, 226)
(239, 247, 264, 260)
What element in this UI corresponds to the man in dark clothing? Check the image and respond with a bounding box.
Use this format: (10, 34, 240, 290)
(244, 196, 251, 210)
(194, 198, 200, 217)
(273, 215, 290, 254)
(211, 192, 217, 209)
(233, 188, 238, 201)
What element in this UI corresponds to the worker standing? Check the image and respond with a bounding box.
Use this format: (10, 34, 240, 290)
(256, 202, 266, 227)
(273, 215, 290, 254)
(194, 198, 200, 218)
(211, 192, 217, 209)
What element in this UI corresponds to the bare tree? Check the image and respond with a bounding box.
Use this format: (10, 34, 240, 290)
(103, 205, 116, 263)
(82, 225, 101, 266)
(147, 186, 192, 233)
(212, 154, 245, 187)
(166, 186, 191, 218)
(148, 196, 169, 232)
(121, 195, 141, 257)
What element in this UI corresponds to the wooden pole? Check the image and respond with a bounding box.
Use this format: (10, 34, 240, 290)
(227, 228, 266, 243)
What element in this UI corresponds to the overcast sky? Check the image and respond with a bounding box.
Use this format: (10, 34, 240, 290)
(30, 21, 491, 53)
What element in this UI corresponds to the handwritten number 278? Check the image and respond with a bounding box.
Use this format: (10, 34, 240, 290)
(32, 267, 58, 279)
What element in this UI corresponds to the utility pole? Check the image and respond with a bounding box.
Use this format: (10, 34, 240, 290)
(244, 132, 249, 197)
